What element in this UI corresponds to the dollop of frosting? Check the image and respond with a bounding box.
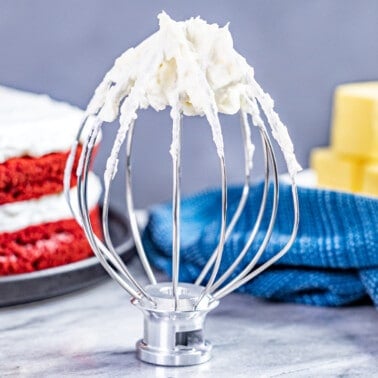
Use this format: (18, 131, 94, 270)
(86, 12, 301, 177)
(87, 12, 253, 119)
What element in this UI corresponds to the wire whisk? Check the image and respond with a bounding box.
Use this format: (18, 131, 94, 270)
(64, 12, 300, 366)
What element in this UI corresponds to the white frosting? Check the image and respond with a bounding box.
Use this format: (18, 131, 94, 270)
(0, 86, 100, 163)
(85, 12, 301, 180)
(0, 173, 101, 233)
(87, 13, 254, 119)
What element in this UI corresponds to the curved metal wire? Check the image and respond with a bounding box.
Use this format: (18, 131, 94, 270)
(92, 130, 155, 301)
(64, 115, 154, 303)
(195, 154, 227, 306)
(195, 112, 254, 286)
(213, 178, 299, 301)
(209, 125, 271, 292)
(210, 125, 280, 297)
(211, 126, 299, 301)
(125, 121, 157, 285)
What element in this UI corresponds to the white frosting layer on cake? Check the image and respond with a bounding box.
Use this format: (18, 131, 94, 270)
(0, 86, 100, 163)
(0, 173, 101, 233)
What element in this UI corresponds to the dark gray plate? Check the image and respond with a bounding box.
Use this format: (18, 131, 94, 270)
(0, 206, 135, 307)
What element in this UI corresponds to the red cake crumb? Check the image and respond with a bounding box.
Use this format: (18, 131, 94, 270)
(0, 145, 99, 205)
(0, 206, 102, 275)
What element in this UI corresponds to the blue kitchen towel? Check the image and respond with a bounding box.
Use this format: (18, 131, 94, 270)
(143, 181, 378, 307)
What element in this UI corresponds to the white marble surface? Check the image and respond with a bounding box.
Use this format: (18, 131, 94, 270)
(1, 261, 378, 378)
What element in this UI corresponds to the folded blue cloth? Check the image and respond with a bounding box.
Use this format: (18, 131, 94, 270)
(143, 181, 378, 307)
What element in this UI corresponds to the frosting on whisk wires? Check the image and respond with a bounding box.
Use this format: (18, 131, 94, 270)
(85, 11, 301, 179)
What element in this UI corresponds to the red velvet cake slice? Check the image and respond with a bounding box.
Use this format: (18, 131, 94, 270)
(0, 148, 83, 205)
(0, 86, 102, 275)
(0, 174, 102, 275)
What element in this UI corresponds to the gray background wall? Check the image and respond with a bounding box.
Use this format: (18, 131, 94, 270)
(1, 1, 377, 208)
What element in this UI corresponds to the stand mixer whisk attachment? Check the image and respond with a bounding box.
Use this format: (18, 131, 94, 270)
(64, 12, 301, 366)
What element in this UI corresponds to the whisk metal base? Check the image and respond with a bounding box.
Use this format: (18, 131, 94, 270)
(132, 283, 219, 366)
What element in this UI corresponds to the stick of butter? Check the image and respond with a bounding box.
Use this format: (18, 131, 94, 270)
(332, 82, 378, 159)
(310, 81, 378, 197)
(311, 147, 363, 192)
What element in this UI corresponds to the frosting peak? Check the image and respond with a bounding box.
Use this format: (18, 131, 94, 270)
(88, 12, 253, 119)
(86, 12, 301, 178)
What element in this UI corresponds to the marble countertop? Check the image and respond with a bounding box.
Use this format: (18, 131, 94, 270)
(1, 260, 378, 378)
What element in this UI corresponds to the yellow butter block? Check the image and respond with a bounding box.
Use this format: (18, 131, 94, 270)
(362, 164, 378, 197)
(310, 147, 363, 192)
(331, 82, 378, 160)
